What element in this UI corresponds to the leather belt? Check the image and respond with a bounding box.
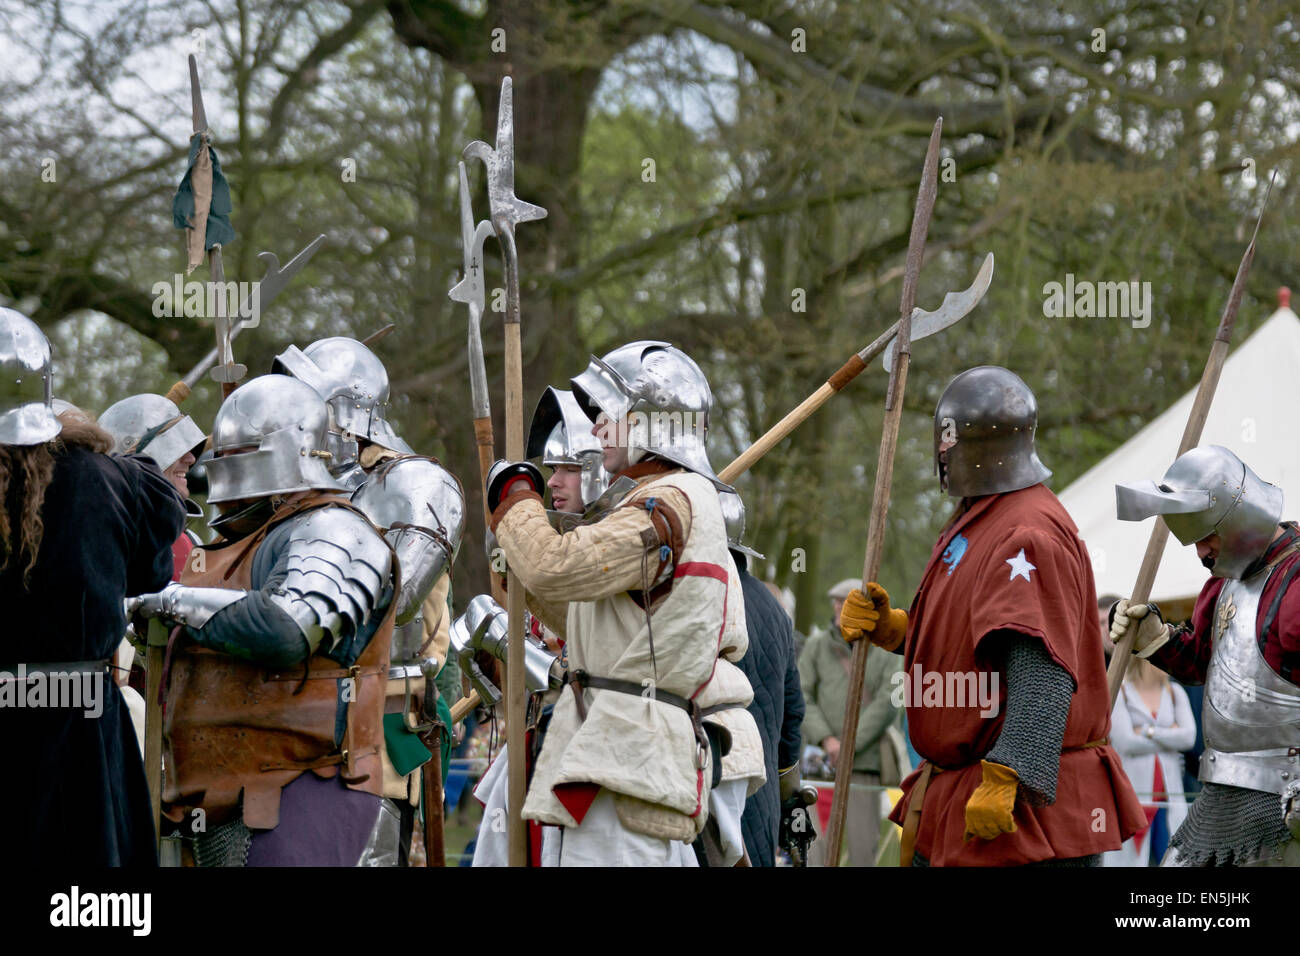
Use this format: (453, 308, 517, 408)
(565, 669, 736, 771)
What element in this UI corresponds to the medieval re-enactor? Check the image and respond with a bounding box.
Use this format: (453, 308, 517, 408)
(718, 490, 806, 867)
(472, 386, 608, 867)
(99, 392, 207, 578)
(128, 375, 397, 866)
(487, 341, 764, 866)
(274, 337, 465, 865)
(1111, 445, 1300, 866)
(841, 366, 1145, 866)
(1, 308, 184, 866)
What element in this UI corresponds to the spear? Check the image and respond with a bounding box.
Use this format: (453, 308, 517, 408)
(463, 77, 547, 867)
(823, 117, 944, 865)
(1106, 172, 1276, 705)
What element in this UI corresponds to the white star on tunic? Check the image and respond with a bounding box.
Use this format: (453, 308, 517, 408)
(1006, 548, 1036, 582)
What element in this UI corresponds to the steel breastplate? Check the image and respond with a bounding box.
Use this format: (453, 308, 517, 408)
(1200, 557, 1300, 794)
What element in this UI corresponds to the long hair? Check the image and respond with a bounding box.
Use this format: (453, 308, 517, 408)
(0, 411, 113, 582)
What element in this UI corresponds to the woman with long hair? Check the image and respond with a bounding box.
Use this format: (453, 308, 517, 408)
(0, 308, 184, 866)
(1104, 657, 1196, 866)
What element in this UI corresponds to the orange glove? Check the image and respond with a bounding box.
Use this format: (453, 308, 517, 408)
(964, 760, 1019, 841)
(839, 582, 907, 651)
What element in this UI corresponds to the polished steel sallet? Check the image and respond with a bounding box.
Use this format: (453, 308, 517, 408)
(0, 307, 61, 446)
(570, 340, 731, 491)
(203, 375, 346, 505)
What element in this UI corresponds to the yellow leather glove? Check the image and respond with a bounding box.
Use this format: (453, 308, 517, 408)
(964, 760, 1019, 841)
(839, 582, 908, 651)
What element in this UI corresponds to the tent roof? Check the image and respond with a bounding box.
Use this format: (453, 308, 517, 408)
(1057, 301, 1300, 603)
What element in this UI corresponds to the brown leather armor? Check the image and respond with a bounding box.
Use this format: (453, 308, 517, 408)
(162, 491, 395, 830)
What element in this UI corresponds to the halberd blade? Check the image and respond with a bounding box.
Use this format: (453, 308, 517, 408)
(882, 252, 994, 372)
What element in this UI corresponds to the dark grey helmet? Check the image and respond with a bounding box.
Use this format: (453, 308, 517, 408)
(934, 366, 1051, 498)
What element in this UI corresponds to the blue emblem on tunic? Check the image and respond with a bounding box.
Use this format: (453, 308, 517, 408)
(941, 534, 968, 575)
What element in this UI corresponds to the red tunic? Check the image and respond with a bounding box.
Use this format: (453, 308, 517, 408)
(888, 483, 1146, 864)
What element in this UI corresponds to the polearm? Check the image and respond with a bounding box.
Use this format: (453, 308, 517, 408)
(449, 162, 508, 606)
(464, 76, 547, 867)
(184, 54, 243, 400)
(439, 257, 993, 730)
(146, 52, 222, 850)
(718, 252, 993, 485)
(164, 234, 328, 405)
(823, 117, 943, 865)
(1106, 172, 1276, 705)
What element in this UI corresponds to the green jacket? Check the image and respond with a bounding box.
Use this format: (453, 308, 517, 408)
(798, 626, 903, 774)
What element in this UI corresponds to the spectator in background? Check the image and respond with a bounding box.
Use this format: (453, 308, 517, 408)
(799, 577, 902, 866)
(1098, 593, 1121, 661)
(1104, 657, 1195, 866)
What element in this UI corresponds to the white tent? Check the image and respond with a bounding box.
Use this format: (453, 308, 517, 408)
(1058, 295, 1300, 609)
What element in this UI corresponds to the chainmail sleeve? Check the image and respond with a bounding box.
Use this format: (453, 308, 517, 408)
(983, 633, 1074, 807)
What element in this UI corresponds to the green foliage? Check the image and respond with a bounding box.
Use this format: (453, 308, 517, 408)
(3, 0, 1300, 630)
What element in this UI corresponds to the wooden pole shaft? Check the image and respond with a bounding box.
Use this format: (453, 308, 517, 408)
(449, 690, 481, 724)
(473, 416, 507, 606)
(822, 354, 911, 861)
(423, 727, 446, 867)
(1105, 338, 1230, 704)
(144, 640, 165, 852)
(503, 311, 527, 868)
(1103, 172, 1268, 703)
(720, 384, 835, 485)
(822, 116, 941, 865)
(718, 319, 907, 485)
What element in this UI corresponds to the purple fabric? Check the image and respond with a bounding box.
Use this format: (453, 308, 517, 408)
(246, 772, 381, 866)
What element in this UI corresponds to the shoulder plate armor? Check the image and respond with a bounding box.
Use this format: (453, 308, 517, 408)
(269, 505, 394, 651)
(351, 456, 464, 626)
